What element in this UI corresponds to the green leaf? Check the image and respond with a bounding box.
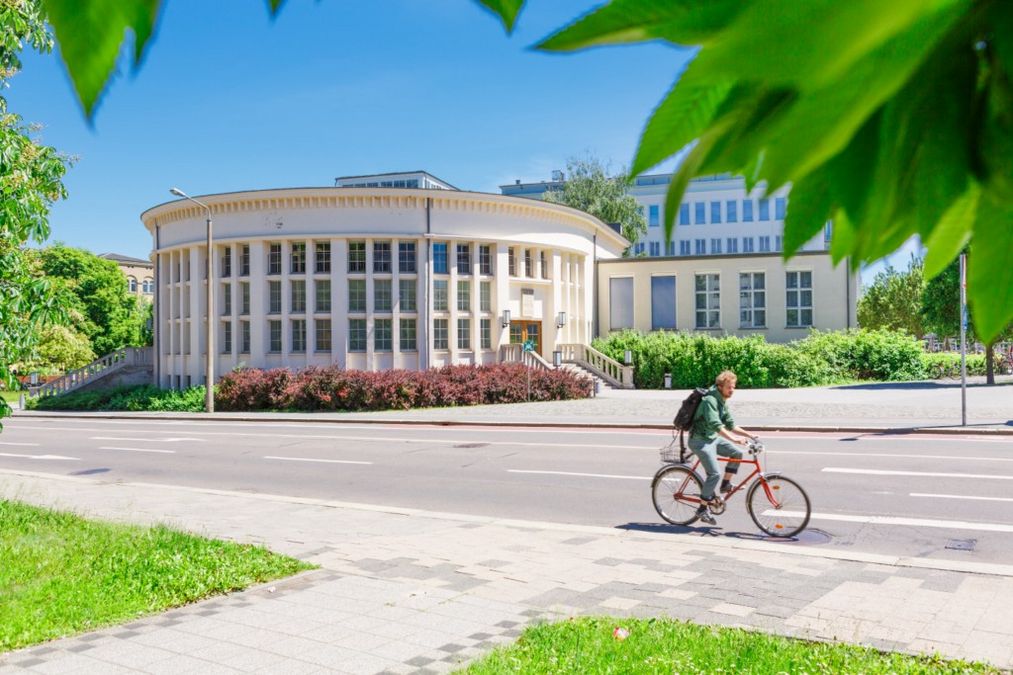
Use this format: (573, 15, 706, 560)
(537, 0, 747, 51)
(266, 0, 285, 15)
(782, 168, 832, 257)
(631, 67, 734, 175)
(42, 0, 163, 118)
(923, 183, 978, 278)
(476, 0, 525, 33)
(967, 188, 1013, 343)
(829, 209, 857, 267)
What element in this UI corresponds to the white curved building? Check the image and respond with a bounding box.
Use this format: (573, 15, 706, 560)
(142, 185, 629, 389)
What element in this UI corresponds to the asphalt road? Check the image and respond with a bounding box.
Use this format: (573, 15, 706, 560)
(1, 417, 1011, 565)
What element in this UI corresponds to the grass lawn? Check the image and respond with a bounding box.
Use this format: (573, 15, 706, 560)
(0, 391, 20, 405)
(0, 500, 314, 652)
(463, 617, 1000, 674)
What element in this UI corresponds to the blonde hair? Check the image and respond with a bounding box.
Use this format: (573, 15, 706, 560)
(715, 370, 737, 388)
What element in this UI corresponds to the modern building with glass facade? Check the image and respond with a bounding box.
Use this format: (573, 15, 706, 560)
(141, 181, 628, 389)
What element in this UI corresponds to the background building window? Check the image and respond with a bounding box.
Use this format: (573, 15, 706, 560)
(649, 242, 660, 257)
(786, 271, 813, 327)
(727, 237, 738, 254)
(268, 243, 282, 275)
(240, 282, 250, 315)
(433, 242, 448, 274)
(315, 242, 331, 273)
(759, 236, 771, 252)
(128, 277, 138, 293)
(457, 280, 470, 311)
(695, 274, 720, 329)
(480, 281, 491, 312)
(743, 237, 755, 253)
(742, 200, 754, 222)
(775, 235, 783, 252)
(694, 202, 706, 224)
(348, 279, 366, 312)
(759, 198, 770, 221)
(373, 241, 392, 273)
(222, 282, 231, 315)
(374, 279, 392, 312)
(348, 319, 366, 351)
(711, 201, 721, 224)
(348, 241, 366, 273)
(726, 200, 737, 223)
(456, 243, 471, 274)
(398, 318, 415, 351)
(291, 319, 306, 352)
(649, 205, 660, 227)
(374, 318, 392, 351)
(268, 320, 282, 352)
(480, 318, 491, 349)
(315, 279, 331, 313)
(240, 321, 250, 353)
(222, 321, 232, 353)
(290, 280, 306, 313)
(315, 319, 331, 352)
(508, 247, 516, 276)
(680, 240, 691, 256)
(268, 281, 281, 314)
(609, 277, 634, 330)
(290, 242, 306, 274)
(695, 239, 706, 255)
(240, 245, 250, 276)
(433, 318, 448, 350)
(739, 272, 766, 328)
(540, 251, 549, 279)
(679, 204, 690, 225)
(399, 279, 416, 312)
(433, 279, 448, 311)
(524, 249, 533, 278)
(221, 247, 232, 277)
(651, 275, 676, 330)
(710, 238, 722, 254)
(457, 318, 471, 350)
(399, 241, 416, 273)
(479, 245, 492, 275)
(775, 197, 787, 220)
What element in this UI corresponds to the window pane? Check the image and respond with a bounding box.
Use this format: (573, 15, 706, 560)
(480, 318, 491, 349)
(787, 309, 799, 326)
(373, 241, 392, 273)
(457, 318, 471, 349)
(433, 280, 448, 311)
(290, 280, 306, 313)
(457, 280, 471, 311)
(374, 279, 392, 312)
(348, 279, 366, 312)
(651, 276, 676, 330)
(480, 281, 491, 312)
(754, 310, 766, 326)
(609, 278, 634, 330)
(374, 318, 392, 351)
(399, 318, 417, 351)
(269, 281, 281, 314)
(433, 242, 448, 274)
(399, 279, 416, 312)
(801, 309, 813, 326)
(315, 242, 331, 273)
(348, 241, 366, 273)
(315, 319, 331, 351)
(398, 241, 416, 273)
(349, 319, 366, 351)
(433, 318, 448, 349)
(315, 279, 331, 312)
(456, 244, 471, 274)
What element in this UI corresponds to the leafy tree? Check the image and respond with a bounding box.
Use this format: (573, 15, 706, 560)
(0, 0, 69, 423)
(857, 256, 924, 337)
(36, 1, 1013, 341)
(543, 155, 647, 252)
(35, 245, 148, 356)
(14, 323, 95, 375)
(922, 255, 1013, 384)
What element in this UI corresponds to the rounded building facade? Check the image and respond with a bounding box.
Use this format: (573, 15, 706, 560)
(142, 188, 628, 389)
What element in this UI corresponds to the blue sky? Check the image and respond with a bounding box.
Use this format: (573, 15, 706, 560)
(9, 0, 910, 280)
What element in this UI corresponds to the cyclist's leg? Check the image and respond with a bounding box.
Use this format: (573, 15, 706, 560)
(715, 439, 743, 492)
(688, 438, 721, 501)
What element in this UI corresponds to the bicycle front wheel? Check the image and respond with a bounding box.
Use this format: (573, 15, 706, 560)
(652, 466, 703, 526)
(746, 475, 811, 538)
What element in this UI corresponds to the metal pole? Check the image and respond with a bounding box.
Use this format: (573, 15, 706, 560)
(960, 252, 967, 427)
(206, 215, 215, 413)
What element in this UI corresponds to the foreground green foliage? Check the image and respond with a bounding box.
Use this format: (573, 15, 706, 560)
(0, 500, 313, 651)
(27, 385, 206, 412)
(463, 617, 998, 674)
(594, 329, 977, 389)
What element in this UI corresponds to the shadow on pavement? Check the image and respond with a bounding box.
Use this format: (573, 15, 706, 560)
(833, 380, 1013, 391)
(617, 523, 833, 545)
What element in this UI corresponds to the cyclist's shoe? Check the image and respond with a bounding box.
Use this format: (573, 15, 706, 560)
(695, 507, 717, 526)
(720, 480, 732, 494)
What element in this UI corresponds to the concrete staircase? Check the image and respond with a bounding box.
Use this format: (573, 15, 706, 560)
(28, 347, 154, 399)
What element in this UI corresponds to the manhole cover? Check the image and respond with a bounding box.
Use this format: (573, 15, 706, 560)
(766, 528, 833, 545)
(945, 538, 976, 551)
(454, 443, 489, 449)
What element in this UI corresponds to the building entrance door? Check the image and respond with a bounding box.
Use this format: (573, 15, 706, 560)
(509, 321, 542, 355)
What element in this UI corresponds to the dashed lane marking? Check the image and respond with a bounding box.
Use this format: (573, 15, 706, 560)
(264, 456, 373, 465)
(766, 510, 1013, 533)
(910, 492, 1013, 503)
(507, 469, 649, 481)
(822, 467, 1013, 480)
(98, 446, 175, 454)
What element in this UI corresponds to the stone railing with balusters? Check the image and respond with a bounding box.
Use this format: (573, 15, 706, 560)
(28, 347, 154, 399)
(498, 344, 553, 371)
(556, 343, 634, 389)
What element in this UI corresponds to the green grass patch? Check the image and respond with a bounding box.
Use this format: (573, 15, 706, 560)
(26, 385, 206, 412)
(462, 617, 999, 674)
(0, 391, 21, 404)
(0, 500, 314, 651)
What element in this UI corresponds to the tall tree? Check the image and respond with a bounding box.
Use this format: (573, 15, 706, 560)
(0, 0, 69, 424)
(857, 256, 925, 337)
(35, 245, 148, 356)
(923, 256, 1013, 385)
(543, 156, 647, 253)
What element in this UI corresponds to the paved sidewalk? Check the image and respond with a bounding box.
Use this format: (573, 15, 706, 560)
(2, 470, 1012, 673)
(16, 378, 1013, 433)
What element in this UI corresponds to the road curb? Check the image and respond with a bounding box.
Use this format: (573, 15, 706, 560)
(11, 410, 1013, 436)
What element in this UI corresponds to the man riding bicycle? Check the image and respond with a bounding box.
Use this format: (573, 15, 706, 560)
(689, 370, 758, 525)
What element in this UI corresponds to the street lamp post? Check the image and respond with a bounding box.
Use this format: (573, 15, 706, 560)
(170, 187, 215, 413)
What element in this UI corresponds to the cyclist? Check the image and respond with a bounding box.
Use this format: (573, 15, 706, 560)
(688, 370, 758, 525)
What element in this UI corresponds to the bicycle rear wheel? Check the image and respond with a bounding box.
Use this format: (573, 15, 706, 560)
(652, 466, 703, 526)
(746, 475, 811, 538)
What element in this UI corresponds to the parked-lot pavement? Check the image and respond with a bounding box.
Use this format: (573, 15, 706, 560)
(2, 465, 1012, 673)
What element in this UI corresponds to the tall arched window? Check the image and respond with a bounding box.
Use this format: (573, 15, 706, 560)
(142, 278, 153, 294)
(128, 276, 138, 293)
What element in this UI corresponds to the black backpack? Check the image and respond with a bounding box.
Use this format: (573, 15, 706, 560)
(672, 387, 708, 462)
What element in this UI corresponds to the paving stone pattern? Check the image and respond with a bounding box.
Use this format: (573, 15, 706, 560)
(1, 473, 1012, 673)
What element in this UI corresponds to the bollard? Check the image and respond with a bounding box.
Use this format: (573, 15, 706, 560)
(664, 372, 672, 389)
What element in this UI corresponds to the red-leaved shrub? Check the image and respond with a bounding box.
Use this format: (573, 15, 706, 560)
(215, 363, 592, 412)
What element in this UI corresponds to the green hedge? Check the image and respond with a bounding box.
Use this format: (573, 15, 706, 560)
(920, 352, 987, 379)
(27, 385, 206, 412)
(593, 329, 964, 389)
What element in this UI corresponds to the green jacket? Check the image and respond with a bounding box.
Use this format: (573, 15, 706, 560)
(690, 386, 735, 441)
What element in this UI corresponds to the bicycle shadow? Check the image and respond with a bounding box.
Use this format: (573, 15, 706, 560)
(617, 522, 810, 544)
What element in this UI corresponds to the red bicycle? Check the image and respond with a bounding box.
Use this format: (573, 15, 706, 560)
(651, 437, 812, 538)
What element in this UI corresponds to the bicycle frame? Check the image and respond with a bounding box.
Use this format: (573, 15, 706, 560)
(674, 452, 784, 508)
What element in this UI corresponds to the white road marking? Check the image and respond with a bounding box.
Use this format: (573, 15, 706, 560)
(99, 446, 175, 454)
(507, 469, 650, 481)
(779, 451, 1013, 462)
(0, 441, 40, 447)
(91, 437, 203, 443)
(765, 510, 1013, 533)
(822, 467, 1013, 480)
(264, 456, 372, 465)
(910, 492, 1013, 503)
(0, 452, 78, 461)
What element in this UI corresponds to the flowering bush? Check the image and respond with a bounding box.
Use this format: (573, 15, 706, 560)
(214, 363, 592, 412)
